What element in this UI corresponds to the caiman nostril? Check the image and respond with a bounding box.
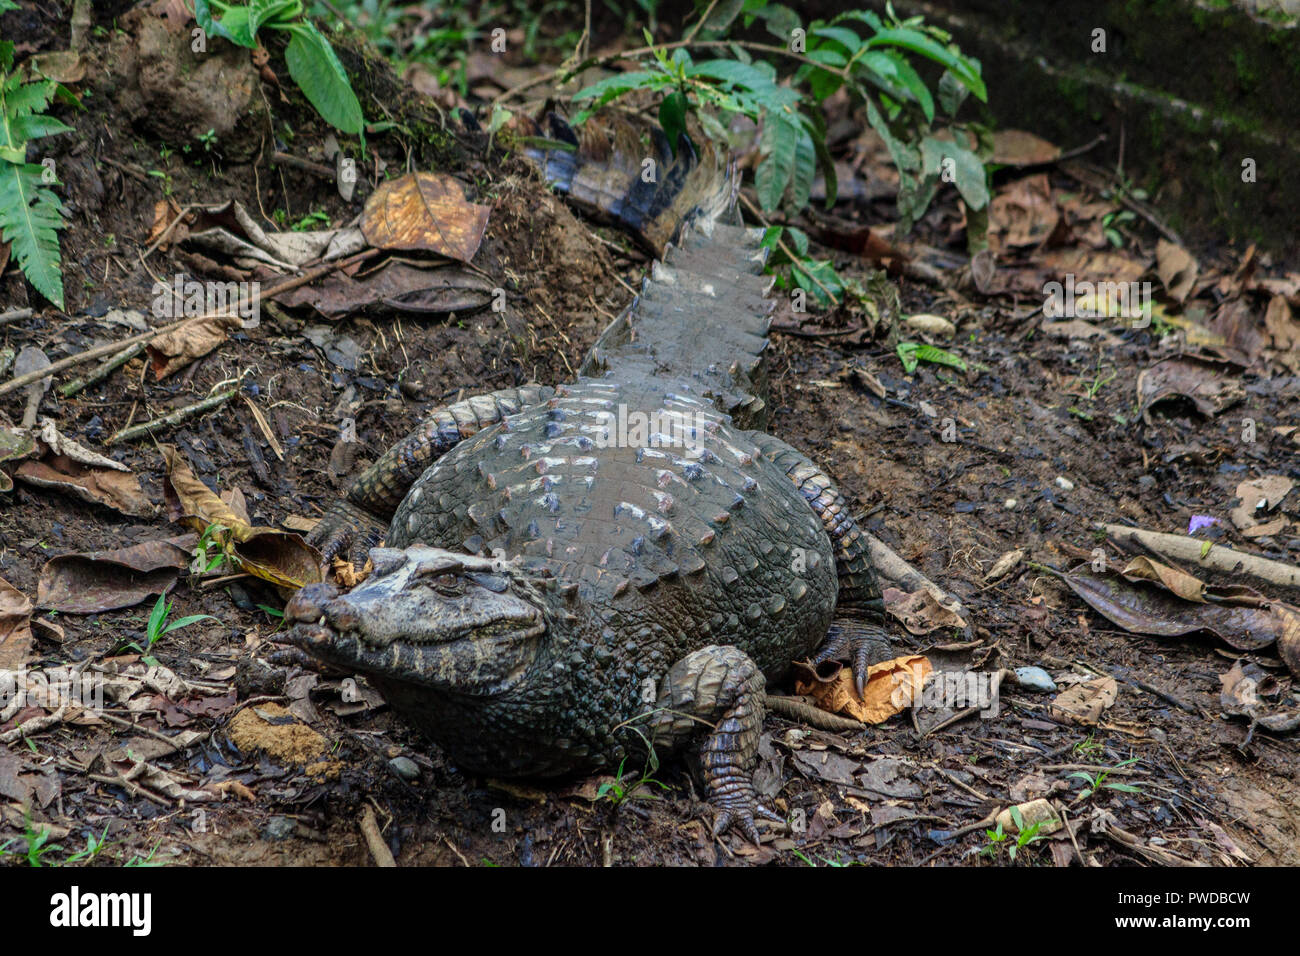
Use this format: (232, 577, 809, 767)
(324, 597, 361, 631)
(286, 583, 339, 623)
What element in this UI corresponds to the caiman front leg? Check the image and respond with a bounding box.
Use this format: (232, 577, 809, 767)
(647, 645, 781, 844)
(747, 433, 894, 691)
(309, 385, 555, 566)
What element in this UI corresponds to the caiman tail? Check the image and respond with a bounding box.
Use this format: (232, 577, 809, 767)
(522, 113, 775, 428)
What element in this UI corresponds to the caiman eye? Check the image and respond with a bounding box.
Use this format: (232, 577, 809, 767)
(430, 574, 465, 595)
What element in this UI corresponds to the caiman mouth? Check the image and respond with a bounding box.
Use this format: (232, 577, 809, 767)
(285, 547, 549, 693)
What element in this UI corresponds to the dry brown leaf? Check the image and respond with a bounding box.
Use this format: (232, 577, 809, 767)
(0, 577, 34, 670)
(146, 199, 184, 249)
(16, 456, 151, 517)
(883, 587, 967, 635)
(361, 172, 490, 261)
(1119, 555, 1206, 602)
(1136, 356, 1244, 423)
(795, 655, 931, 723)
(1050, 676, 1118, 725)
(1229, 475, 1293, 531)
(990, 130, 1061, 167)
(37, 537, 194, 613)
(147, 315, 242, 379)
(162, 446, 322, 591)
(984, 549, 1025, 583)
(1155, 238, 1198, 303)
(988, 174, 1058, 249)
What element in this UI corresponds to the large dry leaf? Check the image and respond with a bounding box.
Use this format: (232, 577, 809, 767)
(0, 576, 33, 670)
(16, 457, 150, 516)
(1155, 238, 1198, 303)
(361, 172, 490, 262)
(1136, 356, 1243, 423)
(991, 130, 1061, 167)
(1229, 475, 1293, 531)
(1061, 565, 1300, 676)
(5, 419, 149, 515)
(163, 446, 322, 591)
(883, 587, 967, 635)
(794, 655, 932, 723)
(988, 174, 1058, 249)
(1263, 295, 1300, 372)
(37, 537, 194, 613)
(1219, 662, 1300, 734)
(147, 314, 242, 379)
(274, 261, 496, 319)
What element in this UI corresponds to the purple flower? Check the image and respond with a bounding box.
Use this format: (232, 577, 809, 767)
(1188, 515, 1218, 534)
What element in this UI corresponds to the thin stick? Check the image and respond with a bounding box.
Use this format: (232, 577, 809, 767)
(57, 342, 144, 397)
(360, 805, 397, 867)
(107, 383, 241, 445)
(0, 249, 379, 400)
(0, 308, 32, 327)
(141, 202, 201, 261)
(1101, 523, 1300, 591)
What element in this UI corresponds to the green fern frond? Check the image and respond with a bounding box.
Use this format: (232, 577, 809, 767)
(0, 161, 65, 309)
(0, 57, 70, 310)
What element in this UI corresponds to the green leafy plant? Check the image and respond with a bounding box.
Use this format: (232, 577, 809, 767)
(570, 1, 987, 227)
(1070, 757, 1142, 801)
(595, 754, 670, 806)
(0, 40, 73, 309)
(123, 840, 166, 867)
(980, 807, 1045, 862)
(896, 340, 967, 374)
(195, 1, 364, 134)
(1, 813, 63, 867)
(119, 593, 220, 667)
(192, 522, 229, 575)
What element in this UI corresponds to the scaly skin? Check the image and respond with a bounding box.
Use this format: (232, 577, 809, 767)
(291, 117, 888, 842)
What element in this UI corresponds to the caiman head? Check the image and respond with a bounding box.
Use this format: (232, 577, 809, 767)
(286, 547, 562, 697)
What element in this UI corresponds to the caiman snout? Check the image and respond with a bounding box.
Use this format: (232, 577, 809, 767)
(286, 582, 340, 624)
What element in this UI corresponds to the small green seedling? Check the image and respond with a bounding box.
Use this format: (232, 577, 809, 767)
(1070, 757, 1142, 800)
(121, 594, 220, 667)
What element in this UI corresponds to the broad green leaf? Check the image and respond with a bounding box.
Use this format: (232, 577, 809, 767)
(922, 135, 989, 209)
(937, 69, 969, 116)
(859, 49, 933, 122)
(195, 0, 256, 48)
(572, 71, 662, 102)
(810, 25, 864, 56)
(866, 28, 986, 101)
(789, 125, 816, 210)
(283, 22, 364, 134)
(658, 91, 688, 156)
(897, 341, 966, 374)
(755, 114, 797, 212)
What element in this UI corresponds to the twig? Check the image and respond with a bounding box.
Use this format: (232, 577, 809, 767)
(0, 249, 379, 400)
(107, 382, 242, 445)
(685, 0, 720, 44)
(270, 151, 337, 181)
(141, 202, 202, 261)
(360, 804, 397, 867)
(766, 694, 869, 733)
(57, 343, 144, 397)
(98, 155, 152, 183)
(1100, 523, 1300, 591)
(0, 308, 33, 327)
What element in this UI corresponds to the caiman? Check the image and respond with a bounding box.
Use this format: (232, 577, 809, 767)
(286, 115, 896, 841)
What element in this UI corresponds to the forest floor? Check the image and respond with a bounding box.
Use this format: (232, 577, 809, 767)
(0, 3, 1297, 867)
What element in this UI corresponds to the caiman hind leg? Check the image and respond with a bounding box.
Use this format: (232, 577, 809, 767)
(646, 645, 782, 844)
(746, 432, 895, 692)
(309, 385, 555, 566)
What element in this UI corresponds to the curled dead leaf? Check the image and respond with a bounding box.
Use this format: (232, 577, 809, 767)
(794, 655, 931, 723)
(162, 446, 322, 591)
(361, 172, 490, 262)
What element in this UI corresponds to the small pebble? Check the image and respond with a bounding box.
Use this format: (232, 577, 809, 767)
(1004, 498, 1017, 509)
(263, 816, 295, 841)
(1014, 666, 1058, 693)
(389, 756, 420, 781)
(1055, 476, 1075, 491)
